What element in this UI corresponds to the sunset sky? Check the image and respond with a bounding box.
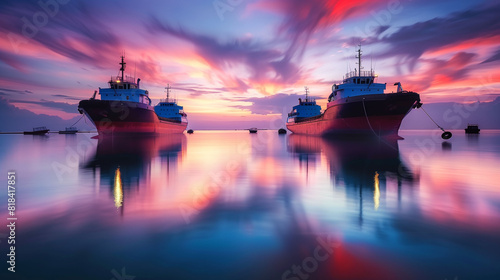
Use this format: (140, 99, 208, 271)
(1, 0, 499, 129)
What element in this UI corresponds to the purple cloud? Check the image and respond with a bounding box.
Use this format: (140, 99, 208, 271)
(0, 87, 33, 95)
(52, 94, 83, 101)
(0, 0, 122, 68)
(147, 17, 302, 93)
(367, 2, 500, 70)
(482, 48, 500, 64)
(234, 93, 322, 115)
(11, 99, 77, 113)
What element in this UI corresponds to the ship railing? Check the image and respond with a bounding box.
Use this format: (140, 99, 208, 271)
(110, 75, 137, 84)
(344, 70, 375, 79)
(159, 99, 177, 103)
(300, 100, 316, 105)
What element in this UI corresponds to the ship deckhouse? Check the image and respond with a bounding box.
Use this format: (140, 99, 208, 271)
(99, 56, 152, 106)
(328, 47, 386, 103)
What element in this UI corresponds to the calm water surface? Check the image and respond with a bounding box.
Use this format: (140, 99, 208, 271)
(1, 130, 500, 280)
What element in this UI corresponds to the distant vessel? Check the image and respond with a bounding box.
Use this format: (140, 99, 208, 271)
(249, 128, 258, 133)
(78, 56, 187, 135)
(58, 127, 78, 134)
(287, 46, 421, 137)
(24, 126, 49, 135)
(465, 124, 480, 134)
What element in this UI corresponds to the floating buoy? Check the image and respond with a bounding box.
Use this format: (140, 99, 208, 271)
(441, 131, 452, 139)
(278, 128, 287, 134)
(187, 129, 194, 134)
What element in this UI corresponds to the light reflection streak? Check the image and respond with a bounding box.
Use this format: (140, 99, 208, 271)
(114, 167, 123, 209)
(374, 171, 380, 210)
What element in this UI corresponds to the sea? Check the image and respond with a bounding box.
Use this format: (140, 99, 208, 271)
(1, 130, 500, 280)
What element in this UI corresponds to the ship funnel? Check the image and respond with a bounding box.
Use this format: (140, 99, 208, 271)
(137, 78, 141, 88)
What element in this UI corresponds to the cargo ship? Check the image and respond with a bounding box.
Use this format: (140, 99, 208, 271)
(78, 56, 187, 135)
(286, 47, 420, 137)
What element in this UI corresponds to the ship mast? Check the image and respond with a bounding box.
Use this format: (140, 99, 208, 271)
(356, 44, 362, 77)
(119, 56, 126, 82)
(305, 86, 309, 101)
(165, 84, 171, 102)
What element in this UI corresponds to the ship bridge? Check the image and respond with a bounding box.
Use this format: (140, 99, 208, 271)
(328, 47, 387, 103)
(99, 56, 151, 105)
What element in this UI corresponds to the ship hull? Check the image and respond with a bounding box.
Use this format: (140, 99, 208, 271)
(78, 99, 187, 135)
(24, 130, 49, 135)
(287, 92, 420, 136)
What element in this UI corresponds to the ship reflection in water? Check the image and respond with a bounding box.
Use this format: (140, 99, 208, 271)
(288, 134, 415, 185)
(287, 135, 417, 244)
(83, 134, 186, 213)
(1, 131, 500, 280)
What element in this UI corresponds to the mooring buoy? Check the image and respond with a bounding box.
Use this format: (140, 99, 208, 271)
(418, 103, 453, 140)
(441, 131, 452, 139)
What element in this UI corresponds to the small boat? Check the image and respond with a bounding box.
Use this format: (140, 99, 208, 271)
(187, 129, 194, 134)
(278, 128, 287, 134)
(249, 128, 258, 133)
(465, 124, 480, 134)
(24, 126, 49, 135)
(58, 127, 78, 134)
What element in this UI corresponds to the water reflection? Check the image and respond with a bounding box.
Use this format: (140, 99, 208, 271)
(114, 167, 123, 208)
(374, 171, 380, 210)
(285, 135, 417, 279)
(83, 134, 186, 211)
(466, 133, 479, 145)
(288, 135, 415, 229)
(442, 141, 452, 151)
(288, 135, 414, 186)
(2, 131, 500, 280)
